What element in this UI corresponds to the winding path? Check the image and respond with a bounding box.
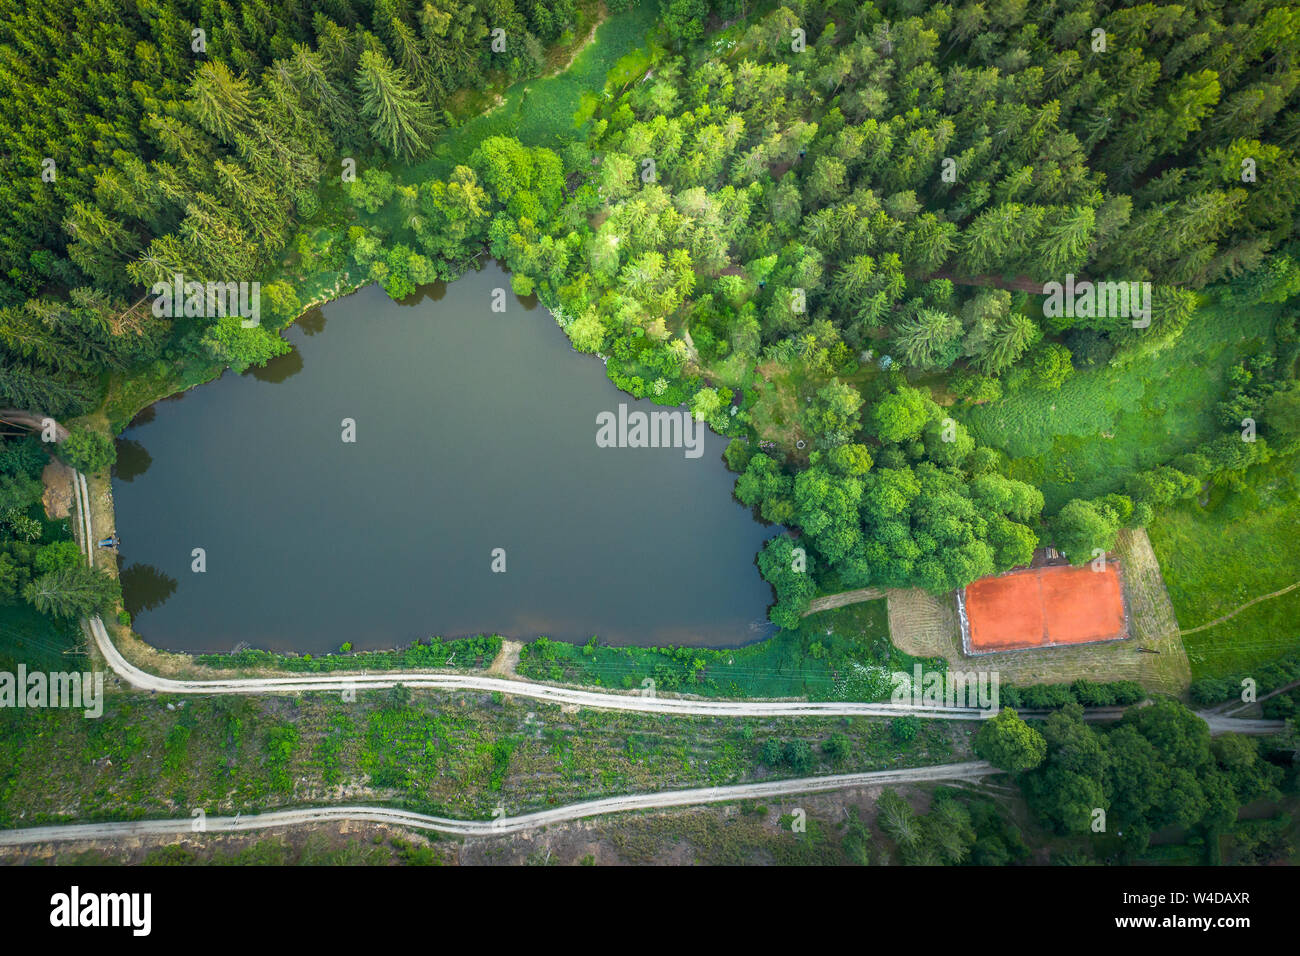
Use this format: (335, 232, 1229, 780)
(86, 615, 986, 718)
(0, 761, 996, 845)
(1179, 580, 1300, 636)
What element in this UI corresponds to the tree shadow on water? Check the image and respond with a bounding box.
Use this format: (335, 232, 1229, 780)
(120, 563, 178, 617)
(297, 307, 327, 336)
(112, 438, 152, 482)
(396, 280, 448, 307)
(247, 348, 303, 384)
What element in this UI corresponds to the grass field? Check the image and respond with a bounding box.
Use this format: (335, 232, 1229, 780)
(958, 301, 1281, 511)
(517, 600, 943, 700)
(401, 0, 659, 183)
(1149, 451, 1300, 678)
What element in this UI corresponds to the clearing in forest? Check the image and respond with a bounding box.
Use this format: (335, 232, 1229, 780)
(885, 530, 1190, 695)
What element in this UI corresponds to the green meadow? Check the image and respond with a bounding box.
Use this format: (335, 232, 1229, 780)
(958, 301, 1281, 512)
(1149, 452, 1300, 678)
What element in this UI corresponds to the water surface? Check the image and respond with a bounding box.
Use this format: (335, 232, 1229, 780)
(113, 263, 776, 653)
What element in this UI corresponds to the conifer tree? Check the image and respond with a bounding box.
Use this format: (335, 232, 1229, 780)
(355, 48, 436, 159)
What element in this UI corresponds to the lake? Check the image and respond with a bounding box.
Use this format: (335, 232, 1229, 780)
(112, 262, 777, 654)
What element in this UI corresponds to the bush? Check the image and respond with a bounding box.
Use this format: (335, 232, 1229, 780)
(1020, 684, 1075, 709)
(202, 317, 292, 373)
(1063, 327, 1114, 368)
(1001, 679, 1147, 709)
(723, 438, 752, 473)
(891, 715, 920, 741)
(261, 280, 302, 327)
(951, 370, 1003, 404)
(973, 707, 1046, 772)
(34, 540, 82, 575)
(822, 732, 851, 764)
(783, 739, 814, 773)
(1028, 343, 1074, 390)
(345, 168, 396, 214)
(57, 426, 115, 473)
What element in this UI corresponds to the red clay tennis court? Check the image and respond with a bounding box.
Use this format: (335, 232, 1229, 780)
(960, 563, 1129, 653)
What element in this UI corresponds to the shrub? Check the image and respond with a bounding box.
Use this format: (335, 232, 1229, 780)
(891, 715, 920, 742)
(58, 426, 115, 473)
(822, 732, 851, 764)
(783, 739, 815, 773)
(34, 540, 82, 575)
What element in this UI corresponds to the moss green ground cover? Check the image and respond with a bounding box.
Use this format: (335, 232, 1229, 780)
(0, 602, 82, 673)
(958, 302, 1280, 511)
(401, 0, 659, 183)
(1149, 451, 1300, 678)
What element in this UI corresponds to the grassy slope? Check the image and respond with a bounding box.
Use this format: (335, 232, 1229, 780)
(517, 600, 943, 699)
(1148, 451, 1300, 678)
(957, 301, 1280, 511)
(0, 686, 966, 827)
(0, 602, 82, 672)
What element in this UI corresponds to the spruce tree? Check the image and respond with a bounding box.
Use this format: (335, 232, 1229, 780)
(355, 48, 436, 159)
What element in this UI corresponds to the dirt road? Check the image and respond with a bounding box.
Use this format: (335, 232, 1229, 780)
(0, 760, 996, 845)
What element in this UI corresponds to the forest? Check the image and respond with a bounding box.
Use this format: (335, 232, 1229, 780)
(0, 0, 1297, 632)
(974, 699, 1286, 859)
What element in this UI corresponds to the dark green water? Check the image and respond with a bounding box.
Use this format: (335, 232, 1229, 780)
(112, 262, 777, 654)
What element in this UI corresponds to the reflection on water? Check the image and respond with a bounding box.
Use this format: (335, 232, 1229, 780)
(298, 307, 327, 336)
(112, 439, 152, 482)
(248, 348, 303, 383)
(120, 562, 178, 616)
(396, 280, 447, 307)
